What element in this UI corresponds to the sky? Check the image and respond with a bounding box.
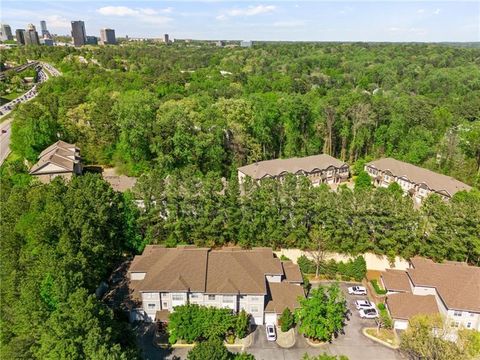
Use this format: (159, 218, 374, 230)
(2, 1, 479, 42)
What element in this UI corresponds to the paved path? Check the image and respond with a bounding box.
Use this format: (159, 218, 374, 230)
(0, 62, 60, 166)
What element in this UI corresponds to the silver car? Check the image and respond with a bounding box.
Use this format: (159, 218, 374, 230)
(266, 324, 276, 341)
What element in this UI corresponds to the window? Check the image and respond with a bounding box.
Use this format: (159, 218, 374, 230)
(223, 296, 234, 303)
(162, 302, 168, 308)
(147, 303, 156, 309)
(172, 294, 183, 301)
(190, 293, 200, 299)
(470, 313, 475, 317)
(208, 295, 216, 301)
(452, 321, 460, 328)
(466, 322, 472, 329)
(454, 311, 462, 317)
(250, 306, 259, 313)
(250, 296, 259, 302)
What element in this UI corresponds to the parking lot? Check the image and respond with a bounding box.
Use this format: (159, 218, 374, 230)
(136, 281, 404, 360)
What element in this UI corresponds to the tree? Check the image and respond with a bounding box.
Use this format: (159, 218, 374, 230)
(187, 339, 230, 360)
(279, 308, 295, 332)
(235, 310, 250, 339)
(400, 315, 479, 360)
(295, 284, 346, 341)
(307, 226, 329, 278)
(354, 170, 372, 191)
(302, 353, 349, 360)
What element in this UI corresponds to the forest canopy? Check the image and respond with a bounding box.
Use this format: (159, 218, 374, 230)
(3, 42, 480, 185)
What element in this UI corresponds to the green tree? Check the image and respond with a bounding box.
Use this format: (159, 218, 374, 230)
(354, 170, 372, 191)
(295, 284, 346, 341)
(187, 339, 230, 360)
(279, 307, 295, 332)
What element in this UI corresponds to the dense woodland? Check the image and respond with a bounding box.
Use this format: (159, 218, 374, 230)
(1, 43, 480, 358)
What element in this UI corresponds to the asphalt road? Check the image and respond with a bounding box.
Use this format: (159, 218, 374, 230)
(0, 62, 60, 166)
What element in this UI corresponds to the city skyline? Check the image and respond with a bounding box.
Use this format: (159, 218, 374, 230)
(2, 1, 479, 42)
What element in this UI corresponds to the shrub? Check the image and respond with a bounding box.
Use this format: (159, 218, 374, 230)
(280, 254, 291, 261)
(377, 303, 386, 311)
(298, 255, 315, 274)
(235, 310, 250, 339)
(279, 307, 295, 332)
(187, 339, 230, 360)
(371, 280, 387, 295)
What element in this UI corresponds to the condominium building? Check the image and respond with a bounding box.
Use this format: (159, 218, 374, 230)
(128, 246, 304, 325)
(100, 28, 116, 45)
(0, 24, 13, 41)
(365, 158, 471, 203)
(238, 154, 349, 186)
(381, 257, 480, 332)
(15, 29, 25, 45)
(25, 24, 40, 46)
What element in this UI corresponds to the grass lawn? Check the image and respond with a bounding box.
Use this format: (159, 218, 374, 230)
(365, 328, 399, 347)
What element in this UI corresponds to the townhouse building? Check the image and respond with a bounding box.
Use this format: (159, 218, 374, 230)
(238, 154, 349, 186)
(29, 140, 82, 183)
(381, 257, 480, 332)
(365, 158, 471, 204)
(127, 246, 304, 325)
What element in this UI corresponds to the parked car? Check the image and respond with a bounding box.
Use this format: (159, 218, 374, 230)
(354, 300, 375, 310)
(359, 308, 379, 319)
(266, 324, 277, 341)
(348, 286, 367, 295)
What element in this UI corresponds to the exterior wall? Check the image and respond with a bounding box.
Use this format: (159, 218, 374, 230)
(274, 249, 410, 271)
(266, 275, 282, 283)
(142, 292, 161, 320)
(447, 309, 480, 331)
(265, 312, 278, 325)
(393, 319, 409, 330)
(238, 171, 247, 185)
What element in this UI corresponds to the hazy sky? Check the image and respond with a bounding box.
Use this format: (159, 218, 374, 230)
(2, 1, 479, 42)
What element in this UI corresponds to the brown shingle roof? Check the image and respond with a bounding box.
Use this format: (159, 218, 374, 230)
(381, 269, 411, 293)
(238, 154, 348, 180)
(366, 158, 471, 196)
(282, 261, 303, 283)
(407, 257, 480, 313)
(30, 140, 80, 175)
(135, 246, 209, 292)
(387, 293, 439, 320)
(129, 246, 287, 295)
(205, 248, 283, 295)
(39, 140, 78, 158)
(265, 282, 305, 314)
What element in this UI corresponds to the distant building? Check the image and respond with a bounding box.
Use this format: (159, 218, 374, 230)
(365, 158, 471, 203)
(100, 28, 116, 45)
(240, 40, 252, 48)
(71, 20, 86, 46)
(216, 40, 226, 47)
(0, 24, 13, 41)
(30, 141, 82, 183)
(40, 20, 50, 38)
(238, 154, 350, 187)
(163, 33, 169, 43)
(86, 36, 98, 45)
(40, 38, 54, 46)
(25, 24, 40, 46)
(15, 29, 26, 45)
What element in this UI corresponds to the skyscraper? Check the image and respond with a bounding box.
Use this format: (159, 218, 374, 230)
(40, 20, 50, 38)
(25, 24, 40, 46)
(164, 33, 169, 44)
(100, 28, 116, 45)
(71, 20, 86, 47)
(15, 29, 26, 45)
(0, 24, 13, 41)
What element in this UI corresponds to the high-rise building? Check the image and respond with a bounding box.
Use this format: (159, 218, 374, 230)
(71, 20, 86, 47)
(25, 24, 40, 46)
(40, 20, 51, 38)
(0, 24, 13, 41)
(86, 36, 98, 45)
(15, 29, 26, 45)
(100, 28, 116, 45)
(164, 33, 169, 44)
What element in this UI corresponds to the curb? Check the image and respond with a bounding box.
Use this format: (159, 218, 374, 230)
(276, 328, 296, 349)
(362, 328, 399, 349)
(304, 337, 328, 348)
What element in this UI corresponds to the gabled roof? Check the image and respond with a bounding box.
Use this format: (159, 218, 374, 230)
(238, 154, 348, 180)
(39, 140, 78, 158)
(407, 257, 480, 313)
(387, 293, 439, 320)
(265, 282, 305, 314)
(282, 261, 303, 283)
(381, 269, 411, 293)
(366, 158, 471, 196)
(30, 153, 75, 174)
(129, 246, 291, 296)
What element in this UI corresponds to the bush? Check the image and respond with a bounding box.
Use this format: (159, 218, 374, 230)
(235, 310, 250, 339)
(279, 308, 295, 332)
(187, 339, 230, 360)
(168, 304, 244, 344)
(377, 303, 386, 311)
(298, 255, 315, 274)
(280, 254, 291, 261)
(371, 280, 387, 295)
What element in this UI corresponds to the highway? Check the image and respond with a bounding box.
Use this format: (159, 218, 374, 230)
(0, 62, 61, 166)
